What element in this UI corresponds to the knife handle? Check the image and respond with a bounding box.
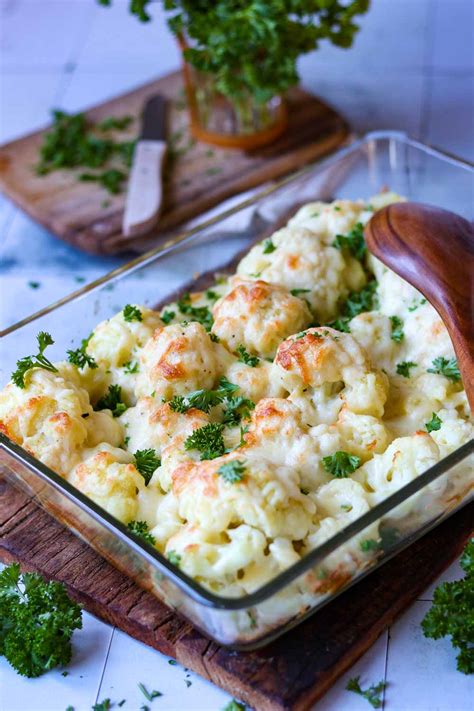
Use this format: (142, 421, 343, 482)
(123, 139, 167, 237)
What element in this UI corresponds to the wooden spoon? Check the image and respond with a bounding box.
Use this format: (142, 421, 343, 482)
(364, 202, 474, 412)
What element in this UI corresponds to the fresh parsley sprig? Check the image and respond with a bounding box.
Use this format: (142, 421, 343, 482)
(236, 345, 259, 367)
(134, 449, 161, 485)
(127, 520, 156, 546)
(396, 361, 417, 378)
(427, 356, 461, 382)
(322, 451, 361, 478)
(184, 423, 225, 460)
(421, 538, 473, 674)
(0, 563, 82, 678)
(176, 293, 213, 331)
(333, 222, 366, 261)
(122, 304, 143, 322)
(95, 384, 127, 417)
(346, 676, 386, 708)
(67, 334, 98, 370)
(218, 460, 246, 484)
(11, 332, 58, 388)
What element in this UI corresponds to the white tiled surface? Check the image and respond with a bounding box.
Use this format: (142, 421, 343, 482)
(0, 1, 473, 709)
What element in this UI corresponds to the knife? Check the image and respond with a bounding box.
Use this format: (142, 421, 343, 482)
(123, 95, 167, 237)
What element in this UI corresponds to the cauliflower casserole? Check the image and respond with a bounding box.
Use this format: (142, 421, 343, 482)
(1, 193, 472, 611)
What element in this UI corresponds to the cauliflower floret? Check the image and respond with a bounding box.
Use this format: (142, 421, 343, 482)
(135, 321, 218, 400)
(84, 410, 124, 448)
(355, 433, 443, 510)
(0, 369, 91, 475)
(349, 312, 397, 371)
(211, 278, 311, 358)
(68, 443, 144, 523)
(222, 359, 285, 402)
(275, 327, 388, 423)
(335, 407, 392, 462)
(237, 226, 365, 321)
(172, 453, 315, 540)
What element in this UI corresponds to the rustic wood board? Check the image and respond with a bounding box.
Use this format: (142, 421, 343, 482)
(0, 71, 348, 256)
(1, 475, 472, 711)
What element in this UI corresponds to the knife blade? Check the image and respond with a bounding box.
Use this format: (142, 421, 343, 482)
(123, 95, 167, 237)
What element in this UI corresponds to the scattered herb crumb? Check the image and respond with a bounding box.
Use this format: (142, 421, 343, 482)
(346, 676, 386, 708)
(396, 360, 417, 378)
(167, 550, 182, 567)
(28, 281, 40, 289)
(236, 344, 259, 367)
(389, 315, 404, 342)
(221, 701, 246, 711)
(138, 682, 162, 702)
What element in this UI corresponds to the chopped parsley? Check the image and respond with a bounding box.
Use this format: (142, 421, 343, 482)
(161, 309, 175, 324)
(95, 384, 127, 417)
(408, 297, 427, 312)
(122, 304, 142, 322)
(79, 169, 126, 194)
(218, 460, 246, 484)
(67, 341, 98, 370)
(210, 332, 220, 343)
(167, 551, 182, 567)
(396, 361, 417, 378)
(236, 344, 259, 367)
(222, 395, 255, 426)
(176, 292, 213, 331)
(97, 115, 133, 131)
(290, 288, 311, 297)
(92, 700, 112, 711)
(360, 538, 381, 553)
(205, 289, 219, 302)
(138, 683, 162, 701)
(326, 317, 351, 333)
(427, 356, 461, 382)
(127, 521, 156, 546)
(221, 701, 246, 711)
(123, 360, 139, 374)
(421, 538, 473, 674)
(339, 280, 378, 319)
(28, 281, 40, 289)
(332, 222, 366, 260)
(346, 676, 386, 708)
(134, 448, 161, 485)
(184, 423, 225, 460)
(389, 315, 404, 342)
(262, 238, 276, 254)
(322, 451, 361, 478)
(0, 563, 82, 678)
(425, 412, 442, 433)
(11, 332, 58, 388)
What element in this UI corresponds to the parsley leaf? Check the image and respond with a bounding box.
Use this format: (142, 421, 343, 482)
(396, 361, 417, 378)
(127, 521, 156, 546)
(427, 357, 461, 382)
(11, 332, 58, 388)
(346, 676, 386, 708)
(167, 551, 182, 567)
(389, 315, 404, 342)
(221, 701, 246, 711)
(425, 412, 442, 433)
(421, 538, 473, 674)
(408, 297, 427, 312)
(184, 423, 225, 460)
(290, 288, 311, 296)
(322, 451, 361, 478)
(138, 682, 162, 701)
(67, 345, 98, 370)
(339, 280, 378, 319)
(205, 289, 219, 302)
(326, 317, 351, 333)
(332, 222, 366, 260)
(262, 238, 276, 254)
(222, 396, 255, 426)
(218, 460, 246, 484)
(123, 360, 139, 374)
(161, 309, 175, 324)
(92, 700, 111, 711)
(236, 345, 259, 367)
(177, 293, 213, 331)
(134, 448, 161, 485)
(0, 563, 82, 678)
(95, 384, 127, 417)
(168, 377, 240, 415)
(122, 304, 143, 322)
(79, 169, 126, 194)
(360, 538, 382, 553)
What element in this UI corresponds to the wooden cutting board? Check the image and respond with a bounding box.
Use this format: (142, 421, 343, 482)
(0, 71, 348, 256)
(1, 474, 472, 711)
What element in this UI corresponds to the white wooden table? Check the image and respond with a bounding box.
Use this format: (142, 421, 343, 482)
(0, 2, 473, 709)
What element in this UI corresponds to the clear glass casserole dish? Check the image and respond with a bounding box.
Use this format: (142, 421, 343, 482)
(1, 130, 473, 650)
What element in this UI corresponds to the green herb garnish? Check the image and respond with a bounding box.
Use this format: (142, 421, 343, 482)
(322, 451, 361, 478)
(262, 238, 276, 254)
(122, 304, 143, 322)
(79, 168, 126, 194)
(161, 309, 175, 324)
(236, 345, 259, 367)
(123, 360, 139, 374)
(389, 315, 404, 342)
(138, 682, 162, 701)
(134, 448, 161, 485)
(290, 288, 311, 297)
(427, 356, 461, 382)
(184, 423, 225, 460)
(95, 384, 127, 417)
(28, 281, 40, 289)
(221, 701, 246, 711)
(421, 538, 473, 674)
(326, 317, 351, 333)
(333, 222, 366, 260)
(97, 115, 133, 131)
(425, 412, 442, 433)
(396, 361, 417, 378)
(12, 332, 58, 388)
(0, 563, 82, 678)
(92, 700, 111, 711)
(67, 343, 98, 370)
(177, 293, 213, 331)
(339, 280, 378, 319)
(359, 538, 381, 553)
(218, 460, 246, 484)
(127, 521, 156, 546)
(167, 551, 182, 567)
(346, 676, 386, 708)
(222, 395, 255, 426)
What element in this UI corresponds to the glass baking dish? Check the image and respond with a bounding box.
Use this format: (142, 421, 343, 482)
(1, 130, 473, 650)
